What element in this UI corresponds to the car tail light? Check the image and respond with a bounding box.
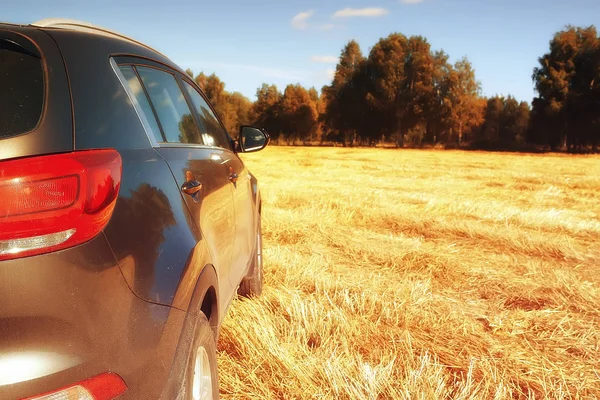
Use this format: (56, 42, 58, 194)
(0, 149, 122, 261)
(22, 372, 127, 400)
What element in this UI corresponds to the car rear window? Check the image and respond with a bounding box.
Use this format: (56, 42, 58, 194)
(0, 32, 44, 139)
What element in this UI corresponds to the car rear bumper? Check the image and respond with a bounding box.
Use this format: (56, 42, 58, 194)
(0, 233, 185, 399)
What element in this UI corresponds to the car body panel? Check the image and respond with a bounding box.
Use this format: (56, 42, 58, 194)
(227, 154, 257, 287)
(154, 146, 236, 318)
(0, 234, 186, 399)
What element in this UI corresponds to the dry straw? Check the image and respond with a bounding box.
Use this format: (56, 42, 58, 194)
(218, 147, 600, 399)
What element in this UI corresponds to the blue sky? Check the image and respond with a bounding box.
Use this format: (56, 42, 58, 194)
(4, 0, 599, 103)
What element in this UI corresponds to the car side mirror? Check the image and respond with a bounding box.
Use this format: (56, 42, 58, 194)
(238, 126, 270, 153)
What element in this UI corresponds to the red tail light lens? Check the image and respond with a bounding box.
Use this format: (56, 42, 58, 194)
(0, 149, 122, 261)
(22, 372, 127, 400)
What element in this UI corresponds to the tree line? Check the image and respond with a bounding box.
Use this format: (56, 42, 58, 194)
(187, 25, 599, 152)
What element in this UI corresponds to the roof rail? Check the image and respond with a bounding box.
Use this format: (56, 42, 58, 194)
(30, 18, 167, 58)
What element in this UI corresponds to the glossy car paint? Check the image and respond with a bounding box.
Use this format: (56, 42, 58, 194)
(0, 22, 261, 399)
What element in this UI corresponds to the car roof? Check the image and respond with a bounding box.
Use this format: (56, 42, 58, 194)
(29, 18, 170, 59)
(1, 19, 175, 70)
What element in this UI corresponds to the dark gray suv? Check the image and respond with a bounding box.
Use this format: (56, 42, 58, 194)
(0, 18, 268, 400)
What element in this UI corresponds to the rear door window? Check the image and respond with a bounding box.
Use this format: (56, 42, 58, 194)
(136, 66, 201, 144)
(0, 33, 44, 138)
(182, 81, 231, 149)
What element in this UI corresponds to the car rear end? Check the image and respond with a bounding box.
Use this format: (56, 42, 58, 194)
(0, 24, 186, 399)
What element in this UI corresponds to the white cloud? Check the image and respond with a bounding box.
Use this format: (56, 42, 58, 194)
(401, 0, 424, 3)
(311, 55, 338, 64)
(318, 23, 336, 31)
(326, 69, 335, 79)
(291, 10, 314, 29)
(333, 7, 389, 18)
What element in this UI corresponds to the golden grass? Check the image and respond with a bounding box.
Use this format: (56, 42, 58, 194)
(218, 147, 600, 399)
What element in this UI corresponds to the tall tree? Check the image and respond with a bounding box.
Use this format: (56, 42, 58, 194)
(480, 96, 505, 144)
(425, 50, 453, 144)
(323, 40, 366, 145)
(279, 84, 319, 144)
(253, 83, 282, 140)
(502, 97, 530, 146)
(367, 33, 411, 146)
(404, 36, 436, 142)
(444, 58, 484, 145)
(531, 25, 600, 150)
(478, 96, 530, 149)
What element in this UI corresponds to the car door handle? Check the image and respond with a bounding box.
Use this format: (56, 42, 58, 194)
(181, 171, 202, 201)
(228, 167, 238, 184)
(182, 180, 202, 195)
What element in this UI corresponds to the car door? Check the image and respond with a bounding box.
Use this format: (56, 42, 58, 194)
(225, 153, 255, 282)
(180, 80, 256, 287)
(116, 60, 237, 303)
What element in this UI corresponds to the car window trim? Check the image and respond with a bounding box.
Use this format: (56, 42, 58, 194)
(130, 64, 169, 143)
(156, 142, 226, 150)
(110, 58, 161, 147)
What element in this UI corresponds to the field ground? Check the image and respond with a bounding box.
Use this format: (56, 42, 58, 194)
(218, 147, 600, 399)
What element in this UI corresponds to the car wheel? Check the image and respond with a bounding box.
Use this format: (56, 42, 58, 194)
(238, 215, 263, 297)
(185, 314, 219, 400)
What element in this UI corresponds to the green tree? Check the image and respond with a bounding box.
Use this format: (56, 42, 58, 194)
(253, 83, 282, 140)
(279, 84, 319, 144)
(403, 36, 436, 145)
(367, 33, 410, 146)
(444, 58, 484, 145)
(423, 50, 453, 144)
(531, 25, 600, 151)
(478, 96, 530, 149)
(323, 40, 366, 145)
(480, 96, 504, 144)
(502, 97, 530, 146)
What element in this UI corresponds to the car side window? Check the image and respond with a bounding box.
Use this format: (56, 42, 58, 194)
(118, 65, 164, 144)
(182, 81, 231, 149)
(136, 66, 201, 144)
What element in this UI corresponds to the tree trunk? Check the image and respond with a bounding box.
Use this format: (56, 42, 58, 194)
(396, 120, 404, 148)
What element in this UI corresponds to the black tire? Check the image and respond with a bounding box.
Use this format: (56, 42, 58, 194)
(184, 314, 219, 400)
(238, 215, 263, 297)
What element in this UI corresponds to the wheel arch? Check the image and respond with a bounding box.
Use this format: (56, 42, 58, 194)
(187, 264, 220, 330)
(159, 263, 220, 399)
